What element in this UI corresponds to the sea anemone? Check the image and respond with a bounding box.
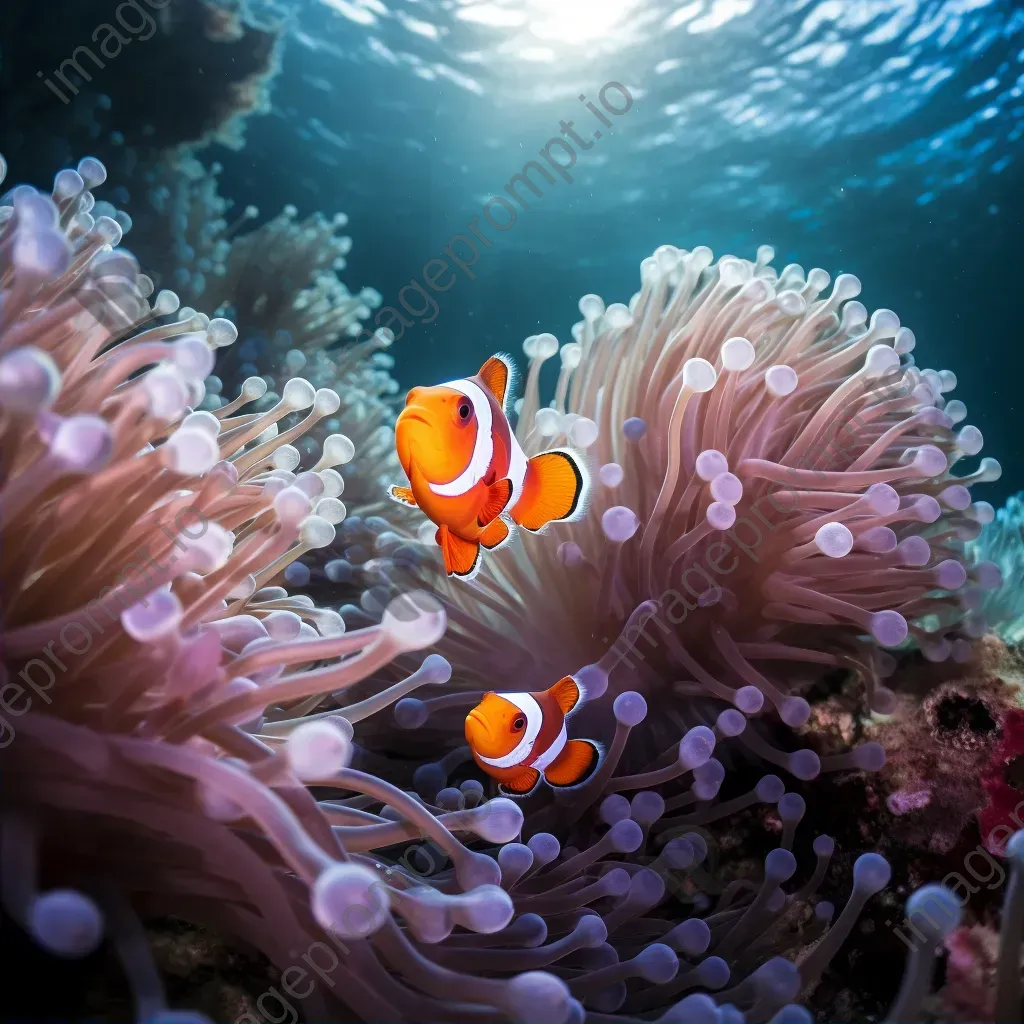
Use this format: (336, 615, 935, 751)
(363, 245, 1005, 760)
(130, 152, 408, 532)
(5, 157, 1021, 1022)
(0, 153, 548, 1021)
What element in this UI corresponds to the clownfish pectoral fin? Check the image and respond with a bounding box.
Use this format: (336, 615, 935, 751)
(438, 524, 481, 580)
(478, 353, 517, 414)
(544, 740, 599, 788)
(387, 485, 418, 507)
(478, 479, 513, 527)
(508, 450, 588, 532)
(499, 767, 540, 796)
(479, 517, 512, 551)
(549, 675, 583, 716)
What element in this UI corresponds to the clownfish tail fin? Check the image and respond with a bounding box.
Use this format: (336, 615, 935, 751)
(509, 449, 588, 533)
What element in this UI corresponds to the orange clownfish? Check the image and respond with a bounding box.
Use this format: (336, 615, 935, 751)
(389, 354, 588, 580)
(464, 676, 600, 796)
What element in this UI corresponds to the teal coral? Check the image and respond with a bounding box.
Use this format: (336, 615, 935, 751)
(968, 492, 1024, 643)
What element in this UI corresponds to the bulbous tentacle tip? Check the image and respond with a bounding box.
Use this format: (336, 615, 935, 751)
(473, 798, 524, 843)
(1006, 829, 1024, 864)
(768, 1005, 814, 1024)
(622, 416, 647, 441)
(778, 793, 806, 823)
(683, 357, 717, 392)
(853, 852, 891, 895)
(286, 719, 352, 779)
(870, 610, 909, 648)
(679, 725, 716, 768)
(602, 505, 640, 543)
(631, 790, 666, 826)
(780, 696, 811, 727)
(757, 775, 785, 803)
(312, 862, 390, 939)
(608, 818, 644, 854)
(787, 749, 820, 780)
(813, 834, 835, 857)
(712, 710, 746, 741)
(765, 848, 798, 882)
(613, 690, 648, 727)
(28, 890, 104, 958)
(506, 971, 573, 1024)
(636, 942, 679, 984)
(600, 794, 631, 825)
(143, 1014, 216, 1024)
(381, 591, 447, 651)
(658, 993, 719, 1024)
(905, 883, 962, 940)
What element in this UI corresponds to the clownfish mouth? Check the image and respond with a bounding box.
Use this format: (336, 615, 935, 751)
(400, 409, 431, 427)
(466, 707, 498, 748)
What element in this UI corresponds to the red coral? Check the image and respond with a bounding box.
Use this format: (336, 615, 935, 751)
(979, 708, 1024, 855)
(940, 924, 998, 1022)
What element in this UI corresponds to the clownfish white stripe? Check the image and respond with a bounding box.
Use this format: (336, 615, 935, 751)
(476, 692, 542, 769)
(428, 378, 494, 498)
(530, 722, 567, 771)
(506, 431, 529, 510)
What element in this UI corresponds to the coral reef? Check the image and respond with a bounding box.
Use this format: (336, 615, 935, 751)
(1, 0, 280, 187)
(4, 155, 1024, 1024)
(871, 636, 1019, 855)
(968, 492, 1024, 644)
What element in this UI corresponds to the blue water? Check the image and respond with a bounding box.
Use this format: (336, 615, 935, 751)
(194, 0, 1023, 500)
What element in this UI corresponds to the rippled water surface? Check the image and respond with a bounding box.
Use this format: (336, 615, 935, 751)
(220, 0, 1022, 493)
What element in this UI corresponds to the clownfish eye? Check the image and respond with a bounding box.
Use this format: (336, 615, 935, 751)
(457, 401, 472, 422)
(512, 715, 526, 732)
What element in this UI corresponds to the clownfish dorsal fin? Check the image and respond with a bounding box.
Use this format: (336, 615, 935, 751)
(548, 675, 582, 716)
(478, 354, 516, 412)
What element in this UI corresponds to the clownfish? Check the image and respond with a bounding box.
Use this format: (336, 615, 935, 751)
(389, 354, 588, 581)
(464, 676, 600, 796)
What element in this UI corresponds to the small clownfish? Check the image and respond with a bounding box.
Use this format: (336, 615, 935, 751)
(464, 676, 601, 796)
(389, 354, 588, 581)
